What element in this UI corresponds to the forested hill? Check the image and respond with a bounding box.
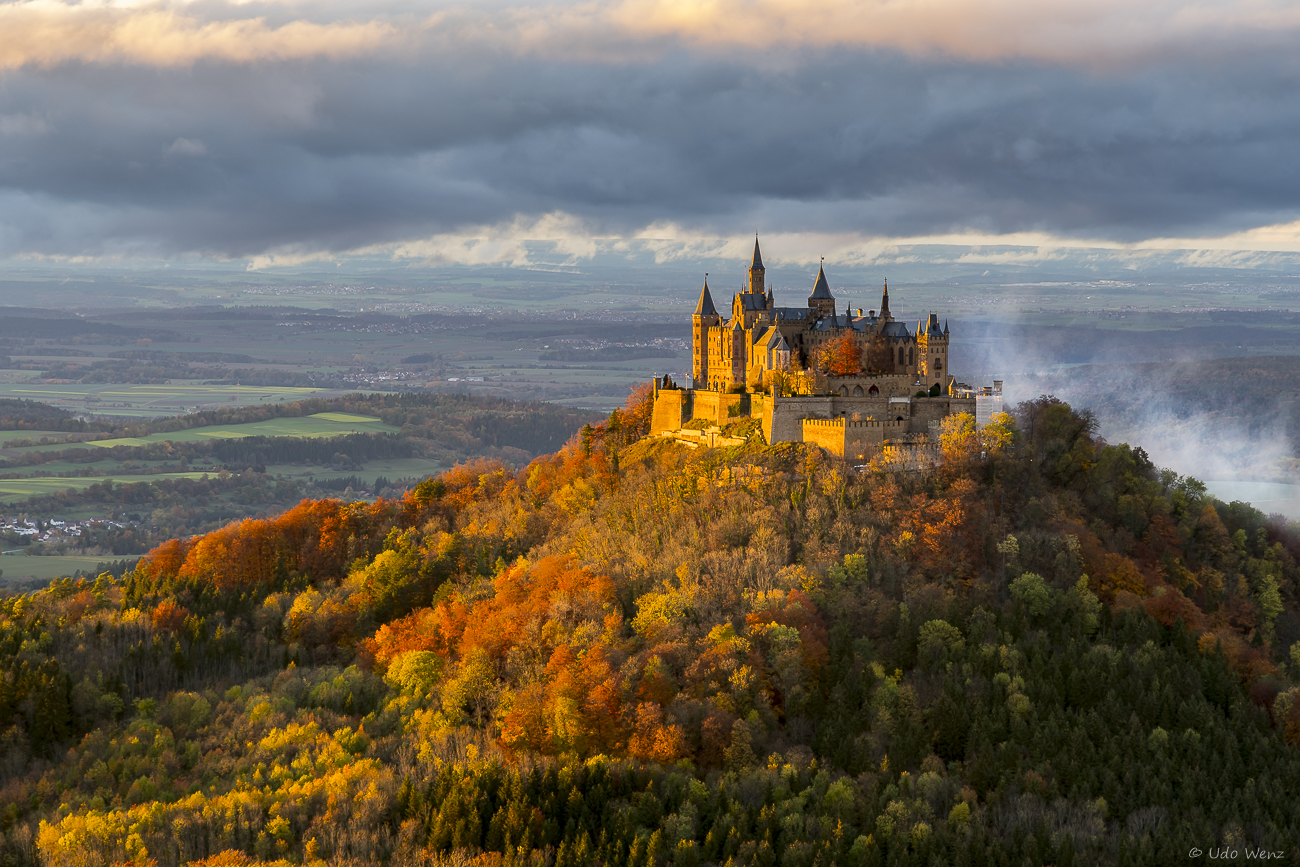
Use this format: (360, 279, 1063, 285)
(2, 395, 1299, 866)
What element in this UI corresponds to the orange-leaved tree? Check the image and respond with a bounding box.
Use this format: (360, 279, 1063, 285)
(813, 332, 862, 376)
(132, 497, 397, 594)
(367, 554, 631, 756)
(621, 381, 654, 440)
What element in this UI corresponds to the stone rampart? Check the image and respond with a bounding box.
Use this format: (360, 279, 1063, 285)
(825, 374, 918, 399)
(908, 396, 976, 431)
(650, 389, 692, 435)
(690, 391, 749, 426)
(764, 395, 832, 443)
(801, 417, 912, 457)
(655, 386, 977, 450)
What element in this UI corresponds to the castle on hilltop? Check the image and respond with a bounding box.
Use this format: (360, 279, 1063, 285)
(650, 238, 1002, 461)
(692, 237, 952, 394)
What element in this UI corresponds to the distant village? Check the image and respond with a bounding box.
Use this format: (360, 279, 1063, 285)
(0, 515, 131, 546)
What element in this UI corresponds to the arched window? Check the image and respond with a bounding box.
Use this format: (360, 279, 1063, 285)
(853, 385, 864, 397)
(839, 385, 849, 396)
(868, 385, 879, 396)
(898, 347, 905, 364)
(908, 347, 913, 364)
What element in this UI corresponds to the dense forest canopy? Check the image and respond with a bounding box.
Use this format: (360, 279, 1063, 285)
(0, 392, 1296, 866)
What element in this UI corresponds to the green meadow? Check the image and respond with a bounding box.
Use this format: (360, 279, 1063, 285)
(0, 472, 215, 502)
(73, 413, 395, 450)
(0, 413, 407, 503)
(264, 457, 447, 486)
(0, 554, 125, 584)
(0, 379, 338, 417)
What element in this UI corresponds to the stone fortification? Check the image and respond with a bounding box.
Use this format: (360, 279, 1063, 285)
(649, 239, 998, 460)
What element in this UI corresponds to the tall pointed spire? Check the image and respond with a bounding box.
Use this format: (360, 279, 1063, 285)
(879, 278, 891, 321)
(748, 235, 766, 295)
(694, 275, 717, 317)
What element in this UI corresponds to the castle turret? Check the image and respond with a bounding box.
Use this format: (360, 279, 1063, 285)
(808, 263, 835, 319)
(692, 277, 720, 388)
(917, 311, 950, 389)
(748, 236, 766, 296)
(879, 279, 892, 322)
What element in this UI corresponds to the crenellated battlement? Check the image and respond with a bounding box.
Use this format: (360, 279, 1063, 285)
(802, 418, 907, 429)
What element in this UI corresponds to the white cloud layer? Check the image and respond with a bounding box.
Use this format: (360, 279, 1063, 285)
(231, 214, 1300, 271)
(0, 3, 398, 68)
(5, 0, 1300, 68)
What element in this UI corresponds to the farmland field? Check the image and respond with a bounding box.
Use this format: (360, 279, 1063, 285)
(0, 554, 127, 584)
(0, 378, 339, 416)
(85, 413, 396, 449)
(0, 472, 214, 502)
(265, 457, 445, 485)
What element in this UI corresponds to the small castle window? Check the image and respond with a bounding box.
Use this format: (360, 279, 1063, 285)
(935, 358, 942, 370)
(868, 385, 879, 396)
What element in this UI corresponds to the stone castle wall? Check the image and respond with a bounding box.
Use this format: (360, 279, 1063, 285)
(690, 391, 749, 426)
(801, 417, 910, 457)
(650, 388, 692, 435)
(910, 396, 976, 429)
(651, 387, 981, 446)
(824, 374, 919, 399)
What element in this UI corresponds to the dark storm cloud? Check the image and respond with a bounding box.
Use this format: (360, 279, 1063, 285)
(2, 21, 1300, 259)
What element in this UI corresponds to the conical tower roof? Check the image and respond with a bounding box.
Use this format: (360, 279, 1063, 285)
(879, 279, 891, 320)
(810, 265, 833, 299)
(694, 278, 717, 316)
(751, 236, 764, 271)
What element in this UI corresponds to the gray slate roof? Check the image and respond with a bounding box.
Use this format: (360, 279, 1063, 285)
(694, 280, 717, 316)
(809, 266, 834, 300)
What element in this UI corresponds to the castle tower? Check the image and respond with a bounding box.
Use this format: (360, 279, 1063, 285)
(808, 263, 835, 319)
(692, 277, 719, 388)
(748, 236, 765, 296)
(917, 312, 950, 389)
(729, 319, 747, 387)
(879, 279, 892, 322)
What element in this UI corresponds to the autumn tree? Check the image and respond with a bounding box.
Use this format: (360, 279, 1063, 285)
(813, 332, 862, 376)
(861, 336, 895, 374)
(622, 382, 654, 440)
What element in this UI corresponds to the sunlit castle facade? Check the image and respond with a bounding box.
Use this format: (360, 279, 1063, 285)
(651, 238, 1001, 460)
(692, 237, 952, 395)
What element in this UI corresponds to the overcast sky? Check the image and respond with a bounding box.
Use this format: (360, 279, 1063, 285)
(2, 0, 1300, 271)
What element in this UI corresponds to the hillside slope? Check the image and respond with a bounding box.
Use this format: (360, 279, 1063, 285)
(0, 396, 1298, 866)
